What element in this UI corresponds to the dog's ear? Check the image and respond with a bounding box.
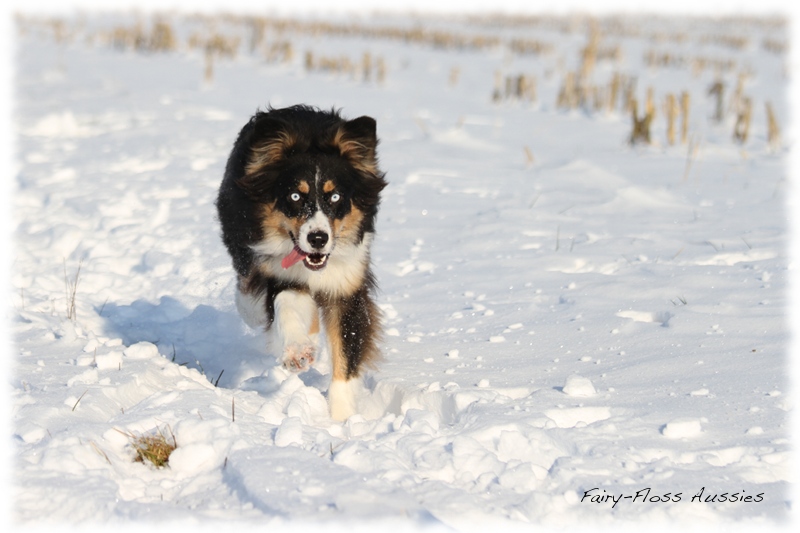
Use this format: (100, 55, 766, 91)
(332, 116, 380, 176)
(245, 124, 297, 176)
(236, 116, 297, 199)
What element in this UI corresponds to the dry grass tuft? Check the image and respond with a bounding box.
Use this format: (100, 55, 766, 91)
(64, 259, 82, 322)
(495, 73, 537, 104)
(556, 72, 578, 109)
(304, 49, 384, 83)
(108, 20, 176, 53)
(264, 41, 293, 63)
(629, 98, 654, 145)
(119, 426, 177, 468)
(708, 80, 725, 122)
(762, 38, 786, 54)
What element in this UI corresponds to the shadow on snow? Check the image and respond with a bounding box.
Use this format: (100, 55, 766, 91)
(98, 295, 278, 390)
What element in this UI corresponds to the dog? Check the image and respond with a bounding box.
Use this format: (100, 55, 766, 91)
(216, 105, 387, 421)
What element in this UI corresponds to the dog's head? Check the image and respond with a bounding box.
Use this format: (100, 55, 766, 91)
(236, 106, 387, 273)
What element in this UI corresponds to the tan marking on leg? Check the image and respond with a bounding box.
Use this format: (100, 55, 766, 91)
(321, 305, 348, 382)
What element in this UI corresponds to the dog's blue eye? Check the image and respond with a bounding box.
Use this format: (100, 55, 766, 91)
(290, 193, 301, 202)
(330, 193, 341, 203)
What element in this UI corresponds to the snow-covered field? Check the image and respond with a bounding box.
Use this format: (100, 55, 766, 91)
(9, 9, 792, 530)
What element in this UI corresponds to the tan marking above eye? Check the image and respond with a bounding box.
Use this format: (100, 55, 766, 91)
(298, 181, 310, 194)
(323, 180, 335, 193)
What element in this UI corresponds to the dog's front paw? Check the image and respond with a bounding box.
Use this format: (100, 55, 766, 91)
(281, 343, 315, 373)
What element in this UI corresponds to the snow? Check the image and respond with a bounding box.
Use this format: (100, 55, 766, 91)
(562, 374, 597, 397)
(8, 6, 794, 532)
(661, 418, 704, 439)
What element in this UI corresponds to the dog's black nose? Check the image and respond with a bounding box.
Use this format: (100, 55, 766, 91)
(307, 231, 329, 249)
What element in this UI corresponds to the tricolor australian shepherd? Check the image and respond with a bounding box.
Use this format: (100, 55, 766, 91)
(216, 105, 387, 421)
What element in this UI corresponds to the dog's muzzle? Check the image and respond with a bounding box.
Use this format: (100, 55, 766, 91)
(281, 230, 331, 271)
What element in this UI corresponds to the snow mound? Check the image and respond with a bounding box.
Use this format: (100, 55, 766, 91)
(661, 418, 703, 439)
(562, 374, 596, 397)
(123, 341, 160, 360)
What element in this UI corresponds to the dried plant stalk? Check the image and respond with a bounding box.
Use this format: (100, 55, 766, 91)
(665, 93, 678, 145)
(362, 52, 372, 82)
(524, 146, 535, 168)
(376, 57, 386, 84)
(766, 102, 781, 150)
(608, 72, 621, 112)
(204, 48, 214, 82)
(449, 66, 460, 86)
(733, 96, 752, 144)
(557, 72, 578, 109)
(708, 80, 724, 122)
(622, 77, 637, 114)
(728, 72, 747, 116)
(680, 91, 690, 143)
(492, 70, 502, 102)
(645, 87, 656, 120)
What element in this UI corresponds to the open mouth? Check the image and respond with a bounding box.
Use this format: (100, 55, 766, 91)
(303, 253, 328, 271)
(281, 245, 329, 271)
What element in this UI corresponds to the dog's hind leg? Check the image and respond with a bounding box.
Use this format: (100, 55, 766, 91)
(272, 289, 318, 373)
(235, 277, 268, 329)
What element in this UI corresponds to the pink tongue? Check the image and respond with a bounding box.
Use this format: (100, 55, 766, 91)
(281, 246, 308, 269)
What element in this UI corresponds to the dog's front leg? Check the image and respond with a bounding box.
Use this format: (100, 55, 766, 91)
(321, 288, 381, 421)
(272, 290, 319, 373)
